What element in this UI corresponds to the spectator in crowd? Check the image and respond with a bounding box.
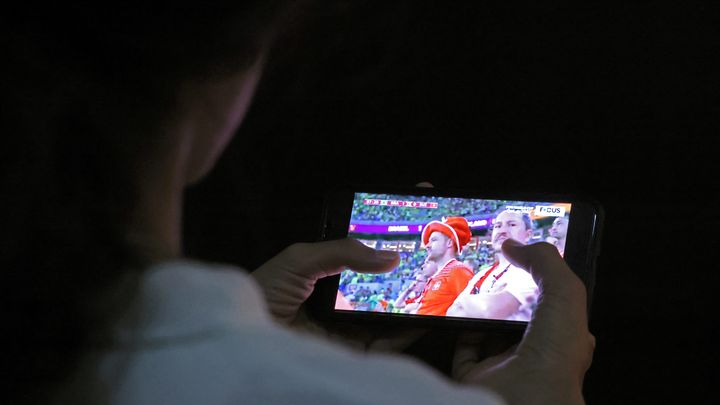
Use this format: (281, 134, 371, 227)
(447, 210, 539, 321)
(415, 217, 474, 316)
(394, 258, 437, 313)
(548, 216, 569, 256)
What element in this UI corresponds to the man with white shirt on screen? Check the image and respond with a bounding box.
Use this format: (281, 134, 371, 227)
(447, 209, 539, 321)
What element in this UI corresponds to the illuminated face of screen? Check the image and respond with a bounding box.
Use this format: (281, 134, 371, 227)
(492, 211, 532, 250)
(549, 217, 568, 239)
(425, 232, 452, 261)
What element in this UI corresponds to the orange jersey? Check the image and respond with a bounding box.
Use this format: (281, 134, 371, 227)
(416, 259, 473, 316)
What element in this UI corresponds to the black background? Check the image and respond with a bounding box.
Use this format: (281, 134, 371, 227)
(184, 3, 719, 403)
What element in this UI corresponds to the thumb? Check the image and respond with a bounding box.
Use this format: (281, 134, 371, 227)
(266, 238, 401, 281)
(501, 239, 574, 296)
(501, 239, 594, 376)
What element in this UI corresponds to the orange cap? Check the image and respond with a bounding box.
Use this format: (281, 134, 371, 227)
(421, 216, 472, 254)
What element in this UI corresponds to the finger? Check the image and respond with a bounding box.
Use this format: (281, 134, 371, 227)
(415, 181, 434, 188)
(453, 332, 518, 380)
(452, 338, 481, 380)
(466, 347, 517, 380)
(452, 332, 485, 379)
(501, 239, 581, 297)
(280, 238, 400, 280)
(501, 239, 594, 374)
(501, 240, 587, 325)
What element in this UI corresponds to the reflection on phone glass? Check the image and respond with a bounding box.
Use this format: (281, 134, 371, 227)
(336, 193, 572, 323)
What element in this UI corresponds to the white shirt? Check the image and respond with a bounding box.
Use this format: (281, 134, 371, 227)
(61, 260, 504, 405)
(474, 262, 539, 321)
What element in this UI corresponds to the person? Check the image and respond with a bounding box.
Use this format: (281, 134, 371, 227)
(415, 217, 474, 316)
(3, 5, 594, 405)
(447, 210, 539, 321)
(548, 216, 570, 255)
(393, 258, 437, 313)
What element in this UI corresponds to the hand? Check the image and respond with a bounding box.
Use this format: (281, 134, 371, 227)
(453, 239, 595, 405)
(251, 238, 425, 351)
(252, 182, 435, 349)
(251, 238, 399, 324)
(403, 302, 420, 314)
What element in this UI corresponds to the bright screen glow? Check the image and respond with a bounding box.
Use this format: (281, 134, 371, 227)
(336, 192, 572, 322)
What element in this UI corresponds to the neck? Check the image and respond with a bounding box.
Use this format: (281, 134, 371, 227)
(127, 140, 187, 263)
(497, 254, 510, 268)
(438, 252, 457, 269)
(128, 190, 183, 264)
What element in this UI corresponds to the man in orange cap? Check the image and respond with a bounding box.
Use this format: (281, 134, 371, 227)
(415, 217, 474, 316)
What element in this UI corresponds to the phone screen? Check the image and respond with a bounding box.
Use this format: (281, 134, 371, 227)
(335, 192, 572, 323)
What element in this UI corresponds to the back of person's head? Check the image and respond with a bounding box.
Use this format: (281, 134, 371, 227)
(1, 4, 291, 403)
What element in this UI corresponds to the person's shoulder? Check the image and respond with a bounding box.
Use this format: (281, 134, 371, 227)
(506, 264, 537, 285)
(147, 259, 252, 287)
(445, 260, 473, 276)
(144, 259, 260, 303)
(127, 259, 271, 334)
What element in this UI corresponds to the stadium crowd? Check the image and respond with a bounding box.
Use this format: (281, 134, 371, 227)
(351, 194, 502, 222)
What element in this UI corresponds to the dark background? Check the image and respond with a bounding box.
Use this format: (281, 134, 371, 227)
(184, 3, 719, 403)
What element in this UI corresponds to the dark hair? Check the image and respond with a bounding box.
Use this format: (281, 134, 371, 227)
(1, 4, 289, 403)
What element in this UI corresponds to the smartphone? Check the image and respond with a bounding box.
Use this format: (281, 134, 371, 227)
(309, 186, 603, 330)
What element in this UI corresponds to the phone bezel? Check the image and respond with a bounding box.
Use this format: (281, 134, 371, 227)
(308, 185, 603, 331)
